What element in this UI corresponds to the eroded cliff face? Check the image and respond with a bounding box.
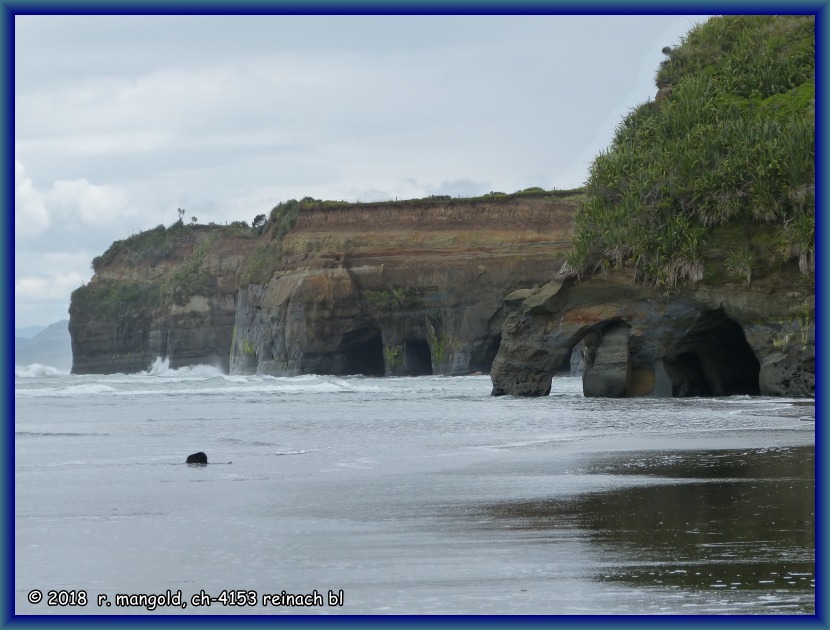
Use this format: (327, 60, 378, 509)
(230, 196, 577, 376)
(70, 194, 579, 376)
(69, 227, 260, 374)
(490, 267, 814, 398)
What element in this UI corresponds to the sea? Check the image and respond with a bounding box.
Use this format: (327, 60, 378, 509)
(14, 359, 815, 616)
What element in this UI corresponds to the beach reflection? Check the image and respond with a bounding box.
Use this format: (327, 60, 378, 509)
(477, 446, 814, 612)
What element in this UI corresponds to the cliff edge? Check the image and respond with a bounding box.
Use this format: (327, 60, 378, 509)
(70, 191, 580, 376)
(231, 192, 578, 376)
(69, 223, 260, 374)
(490, 15, 815, 398)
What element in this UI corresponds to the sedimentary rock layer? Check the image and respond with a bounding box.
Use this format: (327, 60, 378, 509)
(490, 269, 814, 398)
(69, 227, 259, 374)
(70, 194, 579, 376)
(230, 196, 577, 376)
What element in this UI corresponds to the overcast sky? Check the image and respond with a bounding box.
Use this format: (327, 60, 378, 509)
(14, 13, 708, 329)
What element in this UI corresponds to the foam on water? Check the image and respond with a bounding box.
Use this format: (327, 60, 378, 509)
(14, 366, 392, 401)
(15, 364, 66, 378)
(14, 383, 118, 398)
(137, 357, 385, 393)
(143, 356, 226, 380)
(144, 356, 171, 376)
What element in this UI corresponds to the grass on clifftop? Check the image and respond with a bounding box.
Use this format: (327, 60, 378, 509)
(91, 220, 255, 272)
(565, 15, 815, 288)
(236, 188, 584, 287)
(89, 187, 584, 295)
(260, 187, 585, 218)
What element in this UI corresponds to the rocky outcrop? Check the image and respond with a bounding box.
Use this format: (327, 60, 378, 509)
(70, 193, 580, 376)
(490, 268, 814, 398)
(230, 195, 577, 376)
(69, 226, 260, 374)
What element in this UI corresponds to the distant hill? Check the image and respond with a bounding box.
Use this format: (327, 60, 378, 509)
(15, 325, 46, 339)
(15, 320, 72, 371)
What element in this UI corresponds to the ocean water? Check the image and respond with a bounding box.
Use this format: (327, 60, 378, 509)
(14, 359, 815, 615)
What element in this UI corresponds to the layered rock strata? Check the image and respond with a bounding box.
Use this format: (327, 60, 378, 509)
(230, 196, 577, 376)
(69, 227, 259, 374)
(490, 269, 814, 398)
(70, 194, 579, 376)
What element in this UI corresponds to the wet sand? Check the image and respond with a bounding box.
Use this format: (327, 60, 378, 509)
(467, 445, 815, 613)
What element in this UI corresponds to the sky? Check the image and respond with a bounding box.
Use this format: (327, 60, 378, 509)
(14, 13, 709, 329)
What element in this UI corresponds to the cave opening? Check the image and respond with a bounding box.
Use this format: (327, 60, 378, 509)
(469, 334, 502, 374)
(341, 331, 385, 376)
(404, 339, 433, 376)
(662, 310, 760, 397)
(663, 352, 711, 397)
(556, 351, 572, 375)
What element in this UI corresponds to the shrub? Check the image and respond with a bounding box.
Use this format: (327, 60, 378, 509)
(568, 15, 814, 287)
(70, 281, 161, 321)
(239, 243, 282, 287)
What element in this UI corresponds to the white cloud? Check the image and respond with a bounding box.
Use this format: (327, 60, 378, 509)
(47, 177, 131, 226)
(15, 271, 87, 301)
(15, 159, 50, 237)
(13, 14, 711, 329)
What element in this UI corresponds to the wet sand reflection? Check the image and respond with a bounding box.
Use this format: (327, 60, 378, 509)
(474, 446, 814, 612)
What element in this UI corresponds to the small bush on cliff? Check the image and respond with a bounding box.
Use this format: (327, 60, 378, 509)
(566, 15, 814, 288)
(266, 199, 302, 241)
(240, 243, 282, 287)
(163, 233, 219, 305)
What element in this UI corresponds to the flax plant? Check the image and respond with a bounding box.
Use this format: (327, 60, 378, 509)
(566, 15, 814, 288)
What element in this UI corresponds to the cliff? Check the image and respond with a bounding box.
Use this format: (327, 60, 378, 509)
(69, 224, 260, 374)
(70, 191, 580, 376)
(490, 265, 814, 398)
(71, 15, 814, 396)
(231, 194, 577, 376)
(490, 15, 815, 398)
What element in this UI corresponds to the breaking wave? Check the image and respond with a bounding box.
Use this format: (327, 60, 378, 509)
(143, 356, 227, 381)
(15, 364, 66, 378)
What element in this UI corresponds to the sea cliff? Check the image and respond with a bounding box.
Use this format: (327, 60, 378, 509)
(70, 15, 814, 399)
(489, 266, 814, 398)
(69, 224, 260, 374)
(490, 15, 815, 398)
(69, 191, 580, 376)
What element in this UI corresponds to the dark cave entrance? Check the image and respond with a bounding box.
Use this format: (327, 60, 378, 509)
(662, 310, 760, 397)
(341, 331, 385, 376)
(556, 350, 572, 375)
(404, 340, 433, 376)
(663, 352, 710, 397)
(469, 334, 502, 374)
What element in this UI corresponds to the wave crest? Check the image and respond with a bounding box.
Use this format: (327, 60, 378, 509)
(144, 357, 225, 379)
(15, 364, 66, 378)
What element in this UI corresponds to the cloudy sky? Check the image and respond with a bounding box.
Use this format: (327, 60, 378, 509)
(15, 13, 708, 329)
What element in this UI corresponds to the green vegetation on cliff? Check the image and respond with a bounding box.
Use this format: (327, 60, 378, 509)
(164, 231, 219, 305)
(238, 198, 304, 286)
(91, 220, 254, 272)
(277, 187, 584, 214)
(566, 15, 814, 288)
(70, 280, 161, 322)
